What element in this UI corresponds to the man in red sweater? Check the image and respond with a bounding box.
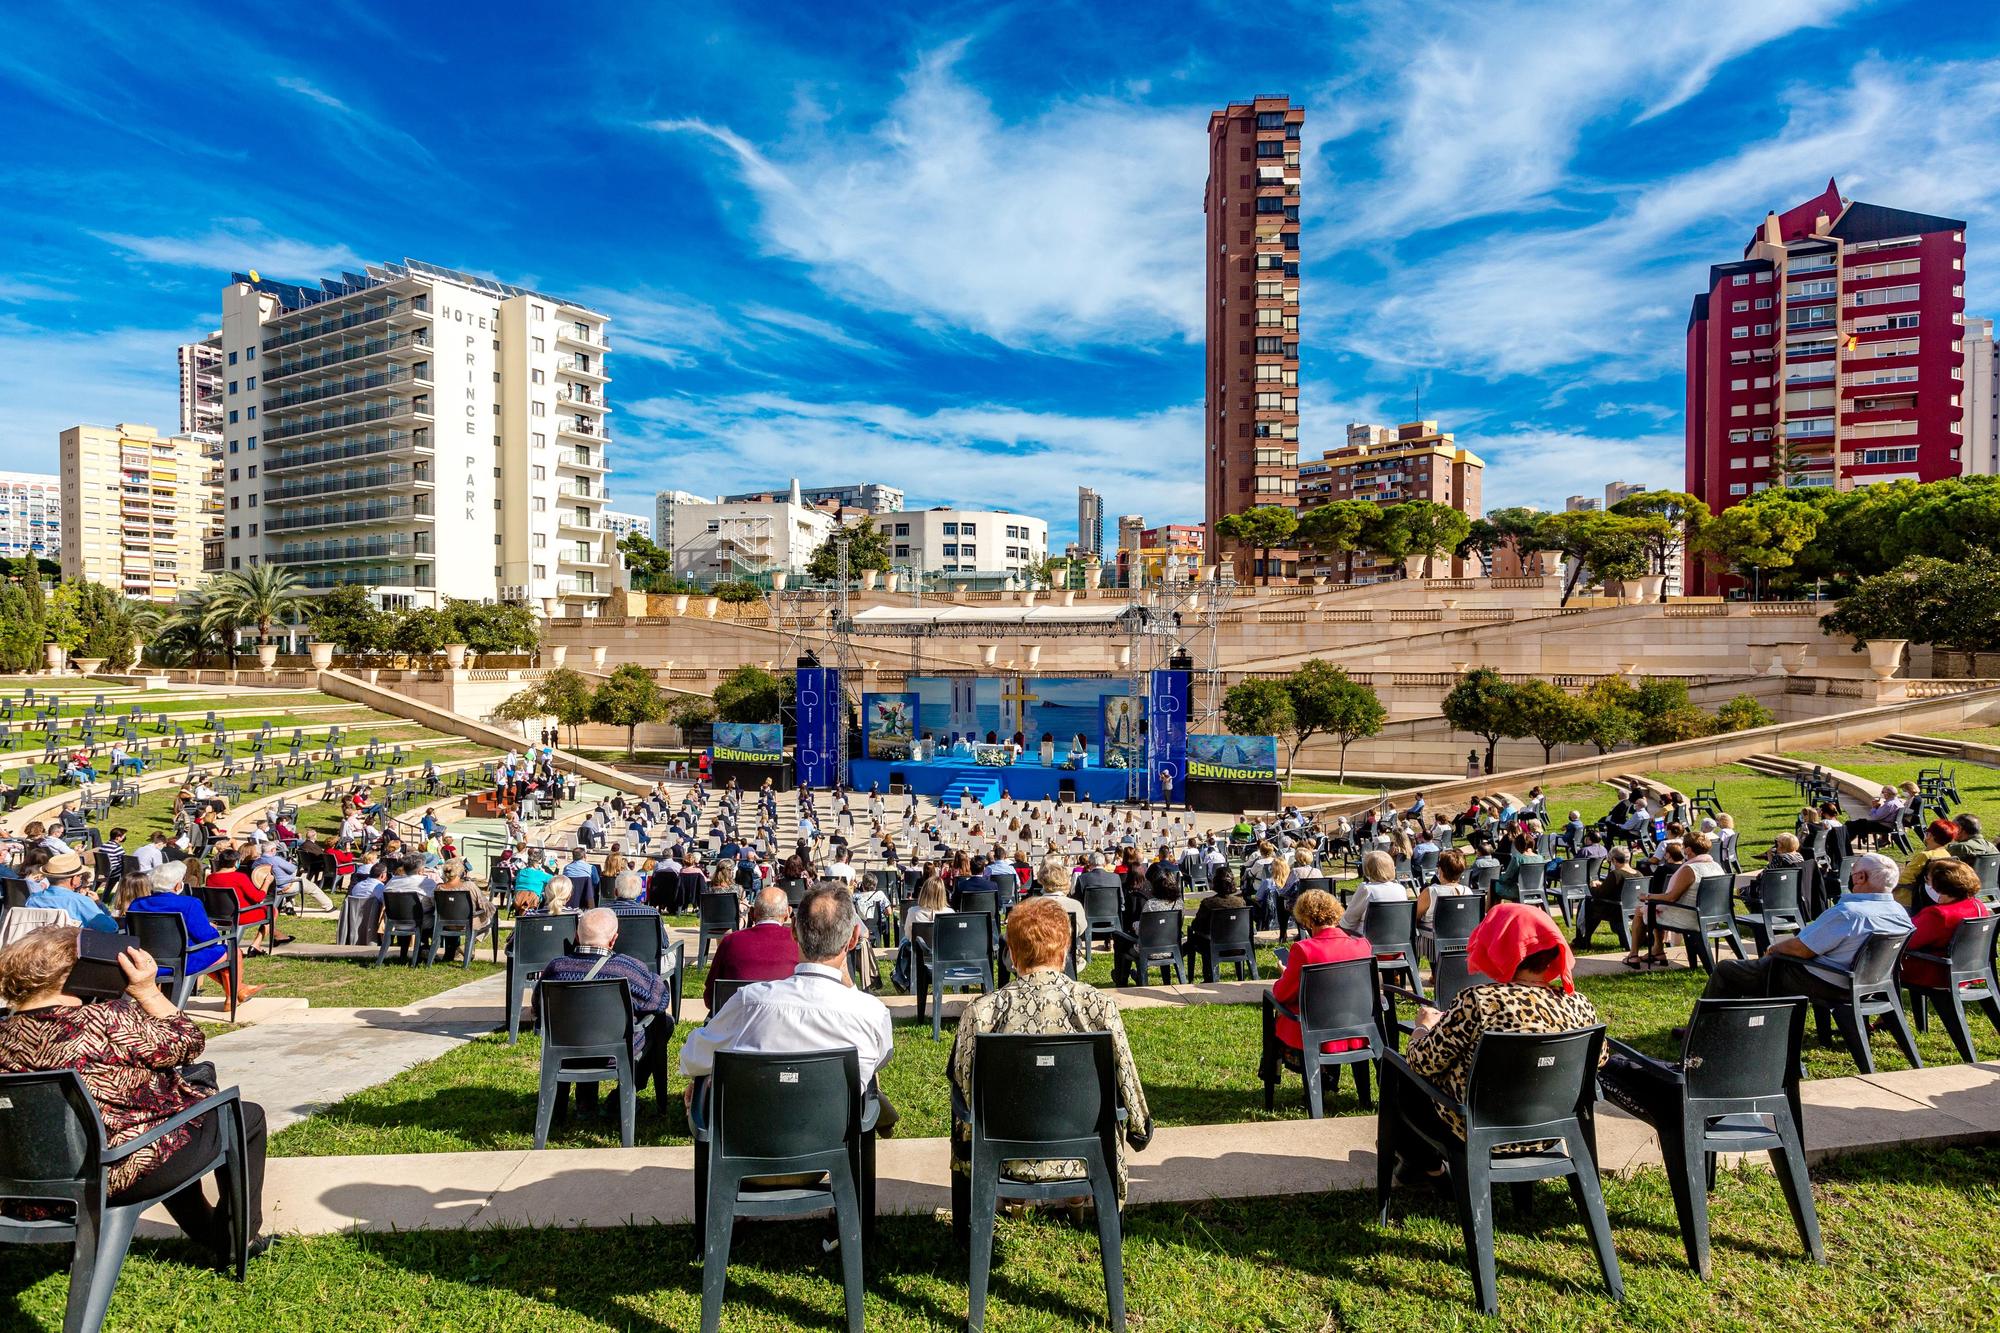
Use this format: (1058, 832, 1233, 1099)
(702, 886, 800, 1008)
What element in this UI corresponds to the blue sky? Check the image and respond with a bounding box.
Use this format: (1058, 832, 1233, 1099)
(5, 0, 2000, 544)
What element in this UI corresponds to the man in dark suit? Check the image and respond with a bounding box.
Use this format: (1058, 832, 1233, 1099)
(702, 886, 799, 1008)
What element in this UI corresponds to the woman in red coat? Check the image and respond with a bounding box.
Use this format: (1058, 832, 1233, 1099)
(1267, 887, 1373, 1059)
(1903, 858, 1989, 992)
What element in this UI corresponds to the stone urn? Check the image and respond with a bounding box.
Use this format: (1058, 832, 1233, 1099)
(44, 644, 64, 674)
(884, 571, 902, 593)
(540, 597, 557, 619)
(309, 643, 336, 670)
(981, 643, 1000, 667)
(1060, 590, 1076, 607)
(1440, 597, 1458, 613)
(256, 643, 279, 670)
(590, 645, 608, 669)
(1619, 661, 1640, 677)
(72, 657, 105, 676)
(1022, 591, 1038, 609)
(1751, 644, 1781, 677)
(1117, 645, 1132, 668)
(860, 569, 879, 590)
(1637, 574, 1665, 602)
(672, 594, 689, 616)
(1025, 644, 1043, 669)
(548, 645, 569, 668)
(1451, 662, 1471, 675)
(770, 571, 789, 591)
(1865, 639, 1907, 680)
(703, 597, 720, 618)
(1777, 642, 1808, 676)
(444, 643, 469, 670)
(1085, 562, 1104, 590)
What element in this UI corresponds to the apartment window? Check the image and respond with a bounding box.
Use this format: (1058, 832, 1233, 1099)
(228, 441, 238, 454)
(533, 497, 546, 511)
(942, 522, 958, 535)
(942, 543, 959, 557)
(532, 304, 545, 320)
(894, 544, 909, 558)
(1755, 297, 1772, 309)
(531, 402, 545, 416)
(245, 376, 255, 390)
(1731, 274, 1749, 286)
(247, 523, 257, 536)
(531, 533, 546, 548)
(1753, 455, 1770, 467)
(1730, 405, 1747, 417)
(1255, 364, 1283, 382)
(1731, 301, 1748, 313)
(227, 351, 237, 365)
(228, 468, 239, 482)
(1731, 378, 1748, 390)
(1728, 430, 1749, 443)
(1730, 483, 1748, 495)
(1858, 446, 1921, 465)
(246, 406, 255, 420)
(1730, 457, 1745, 468)
(531, 369, 544, 384)
(246, 436, 255, 450)
(1751, 429, 1773, 442)
(962, 523, 976, 535)
(228, 381, 237, 395)
(228, 410, 238, 424)
(1754, 324, 1772, 336)
(532, 465, 547, 480)
(1731, 326, 1748, 339)
(1887, 313, 1920, 330)
(1256, 141, 1284, 157)
(532, 432, 546, 448)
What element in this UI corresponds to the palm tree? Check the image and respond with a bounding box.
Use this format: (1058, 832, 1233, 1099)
(153, 588, 229, 667)
(204, 566, 310, 656)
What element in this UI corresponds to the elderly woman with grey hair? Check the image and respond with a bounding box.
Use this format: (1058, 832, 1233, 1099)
(1703, 851, 1911, 1005)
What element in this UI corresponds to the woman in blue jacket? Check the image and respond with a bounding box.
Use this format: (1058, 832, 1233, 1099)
(115, 868, 234, 990)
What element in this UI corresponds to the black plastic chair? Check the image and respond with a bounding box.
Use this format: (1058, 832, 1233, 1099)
(611, 910, 666, 974)
(1607, 998, 1822, 1279)
(507, 913, 580, 1044)
(1509, 860, 1550, 912)
(1733, 866, 1805, 956)
(1261, 956, 1384, 1116)
(432, 889, 478, 969)
(1131, 908, 1186, 986)
(692, 1047, 867, 1333)
(373, 893, 432, 968)
(959, 1032, 1126, 1333)
(695, 892, 740, 966)
(0, 1070, 250, 1333)
(916, 912, 997, 1040)
(706, 975, 755, 1016)
(1905, 913, 2000, 1063)
(1812, 929, 1920, 1074)
(120, 910, 232, 1015)
(1551, 857, 1591, 927)
(534, 977, 660, 1148)
(1966, 852, 2000, 906)
(1647, 872, 1743, 973)
(1080, 884, 1123, 954)
(1578, 869, 1650, 950)
(1194, 906, 1259, 981)
(1378, 1025, 1620, 1316)
(1361, 898, 1424, 999)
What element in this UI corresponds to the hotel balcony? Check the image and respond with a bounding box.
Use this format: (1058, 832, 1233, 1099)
(271, 537, 425, 567)
(556, 385, 606, 412)
(558, 547, 611, 570)
(262, 364, 429, 414)
(555, 325, 608, 353)
(262, 295, 428, 354)
(556, 353, 609, 384)
(265, 464, 431, 505)
(262, 396, 434, 444)
(264, 498, 428, 533)
(264, 329, 431, 384)
(556, 448, 608, 474)
(263, 429, 432, 474)
(556, 418, 607, 443)
(555, 481, 605, 502)
(557, 511, 602, 534)
(556, 578, 612, 599)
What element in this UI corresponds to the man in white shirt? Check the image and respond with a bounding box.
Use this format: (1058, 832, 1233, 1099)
(680, 885, 897, 1132)
(823, 847, 858, 883)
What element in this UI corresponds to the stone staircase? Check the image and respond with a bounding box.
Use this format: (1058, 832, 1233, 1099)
(936, 765, 1003, 808)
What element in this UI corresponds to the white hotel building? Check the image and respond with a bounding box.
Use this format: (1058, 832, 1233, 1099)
(218, 259, 613, 615)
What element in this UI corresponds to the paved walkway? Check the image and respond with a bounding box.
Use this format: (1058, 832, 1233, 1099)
(228, 1061, 2000, 1236)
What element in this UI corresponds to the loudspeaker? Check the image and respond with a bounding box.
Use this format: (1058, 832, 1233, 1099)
(889, 771, 907, 795)
(1058, 778, 1077, 799)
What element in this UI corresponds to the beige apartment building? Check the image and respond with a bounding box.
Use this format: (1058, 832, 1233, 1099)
(60, 422, 221, 600)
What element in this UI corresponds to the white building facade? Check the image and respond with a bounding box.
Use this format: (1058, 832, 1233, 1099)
(0, 470, 60, 562)
(178, 332, 224, 436)
(219, 260, 612, 615)
(884, 507, 1047, 576)
(670, 499, 834, 579)
(1966, 316, 1998, 476)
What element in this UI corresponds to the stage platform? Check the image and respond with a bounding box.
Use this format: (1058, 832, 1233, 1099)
(848, 756, 1138, 804)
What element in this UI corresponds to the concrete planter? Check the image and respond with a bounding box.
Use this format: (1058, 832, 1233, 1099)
(1637, 574, 1665, 602)
(309, 643, 336, 670)
(980, 643, 999, 667)
(1865, 639, 1907, 680)
(442, 643, 468, 670)
(1022, 591, 1038, 609)
(704, 598, 720, 618)
(540, 597, 557, 619)
(860, 570, 879, 590)
(884, 571, 901, 593)
(1777, 642, 1808, 676)
(770, 572, 789, 591)
(44, 644, 64, 674)
(71, 658, 105, 676)
(1025, 644, 1043, 669)
(590, 645, 608, 669)
(548, 645, 568, 668)
(256, 644, 279, 670)
(671, 594, 689, 616)
(1085, 564, 1104, 589)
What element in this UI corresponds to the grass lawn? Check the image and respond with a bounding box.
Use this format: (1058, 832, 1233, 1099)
(1788, 747, 2000, 824)
(2, 1145, 1996, 1330)
(1924, 724, 2000, 748)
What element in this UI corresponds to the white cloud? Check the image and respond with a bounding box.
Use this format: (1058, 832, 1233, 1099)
(1334, 0, 1863, 239)
(619, 391, 1203, 538)
(1346, 56, 2000, 382)
(576, 288, 887, 372)
(649, 42, 1206, 347)
(1474, 429, 1685, 511)
(92, 221, 364, 280)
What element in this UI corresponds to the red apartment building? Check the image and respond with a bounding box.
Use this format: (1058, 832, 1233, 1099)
(1204, 95, 1303, 582)
(1686, 180, 1968, 589)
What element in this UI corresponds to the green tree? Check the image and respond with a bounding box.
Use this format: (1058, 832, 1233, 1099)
(1819, 550, 2000, 652)
(1501, 678, 1592, 764)
(1441, 667, 1516, 774)
(712, 665, 787, 724)
(1458, 507, 1554, 576)
(1695, 495, 1820, 597)
(1884, 479, 2000, 567)
(537, 667, 597, 746)
(1287, 661, 1386, 782)
(1543, 511, 1654, 603)
(47, 582, 147, 667)
(616, 530, 677, 580)
(1576, 677, 1640, 755)
(491, 685, 548, 739)
(446, 599, 539, 655)
(1627, 676, 1714, 746)
(304, 585, 393, 656)
(1611, 491, 1710, 600)
(151, 587, 230, 668)
(1214, 505, 1300, 580)
(806, 518, 893, 583)
(389, 606, 455, 656)
(1296, 500, 1379, 584)
(1380, 500, 1473, 578)
(669, 693, 717, 733)
(589, 663, 672, 759)
(1220, 678, 1295, 745)
(712, 579, 764, 604)
(1715, 695, 1777, 733)
(204, 566, 310, 651)
(0, 559, 46, 672)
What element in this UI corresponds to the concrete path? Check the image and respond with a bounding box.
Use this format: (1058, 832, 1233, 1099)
(229, 1061, 2000, 1237)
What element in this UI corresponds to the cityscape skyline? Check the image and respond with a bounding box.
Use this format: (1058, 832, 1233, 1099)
(4, 1, 2000, 549)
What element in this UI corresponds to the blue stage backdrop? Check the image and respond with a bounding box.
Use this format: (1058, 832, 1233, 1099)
(1023, 676, 1132, 754)
(712, 722, 783, 762)
(909, 676, 1003, 745)
(795, 666, 841, 788)
(1147, 669, 1190, 803)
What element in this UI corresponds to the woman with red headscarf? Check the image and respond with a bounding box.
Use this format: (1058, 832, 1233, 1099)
(1393, 903, 1603, 1179)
